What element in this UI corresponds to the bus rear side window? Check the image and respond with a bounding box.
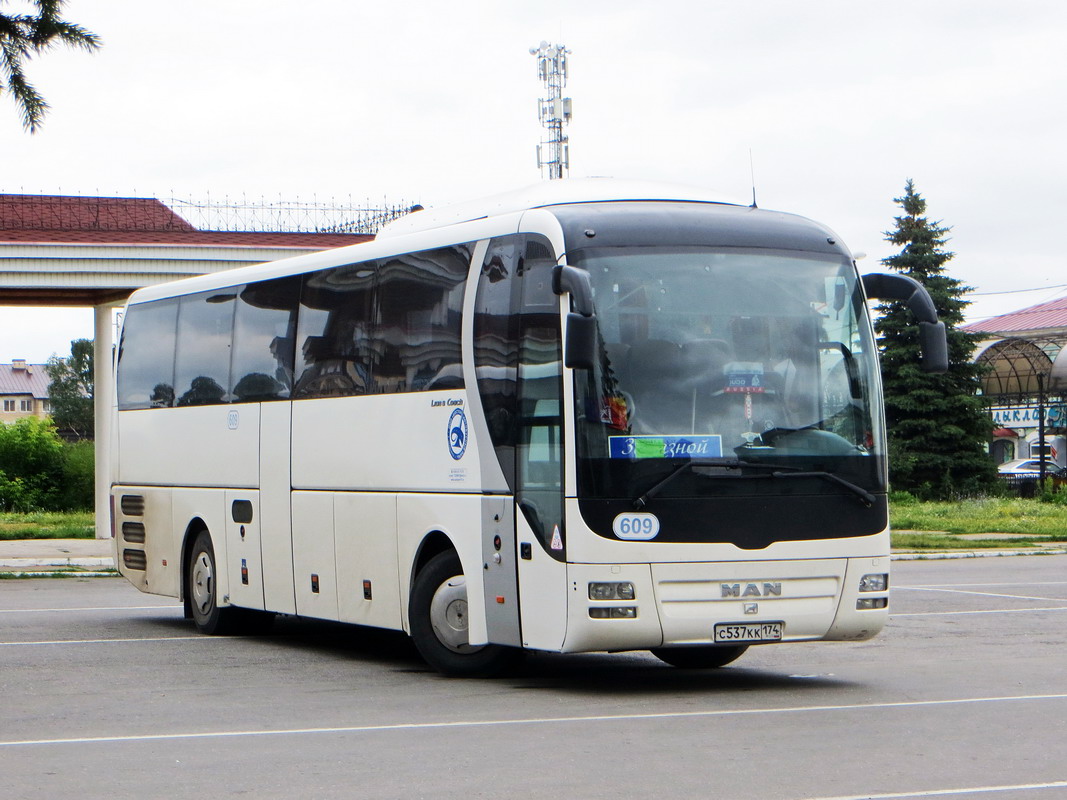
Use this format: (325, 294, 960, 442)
(174, 290, 236, 406)
(231, 277, 300, 402)
(117, 299, 178, 410)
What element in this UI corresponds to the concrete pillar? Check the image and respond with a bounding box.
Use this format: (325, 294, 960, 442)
(93, 305, 114, 539)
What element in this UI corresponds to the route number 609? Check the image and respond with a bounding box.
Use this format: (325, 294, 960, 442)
(612, 512, 660, 540)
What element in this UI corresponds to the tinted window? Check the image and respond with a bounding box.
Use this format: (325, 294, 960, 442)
(294, 262, 376, 398)
(117, 299, 179, 410)
(174, 290, 236, 406)
(231, 277, 301, 402)
(376, 246, 469, 393)
(474, 236, 524, 489)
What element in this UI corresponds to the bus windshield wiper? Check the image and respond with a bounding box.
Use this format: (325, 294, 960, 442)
(631, 458, 772, 509)
(632, 458, 874, 509)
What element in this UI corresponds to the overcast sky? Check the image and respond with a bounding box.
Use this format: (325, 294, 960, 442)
(3, 0, 1066, 363)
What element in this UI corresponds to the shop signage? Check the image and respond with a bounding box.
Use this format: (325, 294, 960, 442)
(991, 404, 1067, 428)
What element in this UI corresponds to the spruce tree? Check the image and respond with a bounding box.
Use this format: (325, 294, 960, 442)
(875, 179, 997, 498)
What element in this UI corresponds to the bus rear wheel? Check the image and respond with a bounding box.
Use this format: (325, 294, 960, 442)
(187, 529, 243, 635)
(650, 644, 749, 669)
(409, 550, 520, 678)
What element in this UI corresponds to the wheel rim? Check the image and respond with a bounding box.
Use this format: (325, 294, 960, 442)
(191, 550, 214, 616)
(428, 575, 483, 654)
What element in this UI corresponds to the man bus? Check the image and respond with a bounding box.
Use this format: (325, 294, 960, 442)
(111, 179, 946, 676)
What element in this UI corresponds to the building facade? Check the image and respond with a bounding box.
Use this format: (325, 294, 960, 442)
(965, 295, 1067, 469)
(0, 360, 51, 423)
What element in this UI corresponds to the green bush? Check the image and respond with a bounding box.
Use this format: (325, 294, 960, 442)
(0, 418, 64, 511)
(1038, 484, 1067, 506)
(58, 440, 95, 510)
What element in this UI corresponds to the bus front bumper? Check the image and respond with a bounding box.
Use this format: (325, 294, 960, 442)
(560, 557, 890, 653)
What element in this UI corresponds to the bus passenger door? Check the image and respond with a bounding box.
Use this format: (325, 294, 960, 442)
(513, 249, 568, 650)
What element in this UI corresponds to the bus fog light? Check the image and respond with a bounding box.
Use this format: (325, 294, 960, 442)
(859, 573, 888, 592)
(856, 597, 888, 610)
(589, 606, 637, 619)
(589, 582, 635, 601)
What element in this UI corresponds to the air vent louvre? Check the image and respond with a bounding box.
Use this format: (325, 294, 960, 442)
(122, 549, 147, 570)
(122, 521, 146, 543)
(120, 495, 145, 516)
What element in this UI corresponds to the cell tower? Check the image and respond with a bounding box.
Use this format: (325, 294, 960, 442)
(530, 41, 572, 179)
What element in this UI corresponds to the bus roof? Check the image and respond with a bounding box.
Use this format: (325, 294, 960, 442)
(375, 178, 742, 239)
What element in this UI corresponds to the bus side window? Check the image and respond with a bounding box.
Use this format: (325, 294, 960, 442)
(174, 290, 236, 406)
(117, 298, 179, 410)
(294, 263, 375, 399)
(375, 246, 469, 393)
(231, 276, 301, 402)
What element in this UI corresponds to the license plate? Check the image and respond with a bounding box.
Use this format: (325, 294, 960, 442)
(714, 622, 783, 643)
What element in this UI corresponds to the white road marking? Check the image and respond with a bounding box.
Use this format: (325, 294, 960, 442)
(893, 606, 1067, 617)
(896, 582, 1067, 589)
(2, 693, 1064, 748)
(0, 605, 179, 614)
(796, 780, 1067, 798)
(894, 587, 1067, 602)
(0, 635, 233, 647)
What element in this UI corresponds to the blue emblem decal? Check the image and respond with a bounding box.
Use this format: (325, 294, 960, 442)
(448, 407, 468, 460)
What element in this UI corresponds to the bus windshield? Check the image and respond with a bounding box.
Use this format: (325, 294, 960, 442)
(570, 246, 885, 501)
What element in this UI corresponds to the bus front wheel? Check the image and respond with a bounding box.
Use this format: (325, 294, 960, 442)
(409, 550, 520, 678)
(650, 644, 749, 669)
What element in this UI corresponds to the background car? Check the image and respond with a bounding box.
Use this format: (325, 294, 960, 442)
(997, 458, 1065, 476)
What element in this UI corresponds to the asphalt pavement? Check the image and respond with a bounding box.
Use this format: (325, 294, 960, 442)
(1, 535, 1064, 576)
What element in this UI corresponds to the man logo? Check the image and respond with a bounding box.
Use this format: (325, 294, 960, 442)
(721, 582, 782, 598)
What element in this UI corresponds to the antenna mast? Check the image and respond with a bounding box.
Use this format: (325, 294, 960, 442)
(530, 41, 572, 180)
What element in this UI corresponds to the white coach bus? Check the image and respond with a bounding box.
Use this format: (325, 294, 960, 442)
(111, 179, 947, 676)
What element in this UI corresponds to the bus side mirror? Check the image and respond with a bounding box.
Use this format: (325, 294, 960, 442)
(553, 265, 598, 370)
(919, 320, 948, 374)
(564, 313, 597, 370)
(861, 272, 949, 374)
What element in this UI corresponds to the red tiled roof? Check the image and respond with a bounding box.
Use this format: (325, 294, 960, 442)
(0, 194, 371, 249)
(964, 295, 1067, 334)
(1, 194, 196, 232)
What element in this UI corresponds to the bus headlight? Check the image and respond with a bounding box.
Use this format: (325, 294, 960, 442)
(589, 582, 635, 601)
(859, 573, 888, 593)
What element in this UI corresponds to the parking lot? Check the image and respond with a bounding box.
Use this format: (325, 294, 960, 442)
(1, 555, 1065, 800)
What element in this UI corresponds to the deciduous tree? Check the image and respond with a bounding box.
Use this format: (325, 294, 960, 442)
(46, 337, 94, 439)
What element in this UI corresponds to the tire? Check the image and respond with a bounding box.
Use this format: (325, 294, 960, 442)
(187, 529, 243, 635)
(409, 550, 521, 678)
(650, 644, 749, 669)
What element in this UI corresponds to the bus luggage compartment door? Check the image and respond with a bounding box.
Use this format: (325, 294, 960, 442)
(226, 491, 265, 611)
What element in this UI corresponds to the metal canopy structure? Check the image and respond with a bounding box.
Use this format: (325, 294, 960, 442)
(968, 299, 1067, 482)
(1, 193, 379, 539)
(974, 335, 1067, 402)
